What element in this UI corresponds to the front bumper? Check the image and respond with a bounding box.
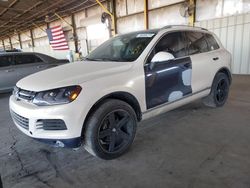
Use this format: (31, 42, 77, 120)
(9, 95, 86, 147)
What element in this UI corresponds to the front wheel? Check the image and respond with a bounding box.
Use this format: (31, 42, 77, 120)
(83, 99, 137, 160)
(203, 72, 230, 107)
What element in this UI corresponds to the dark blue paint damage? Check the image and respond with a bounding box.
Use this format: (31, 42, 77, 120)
(145, 57, 193, 109)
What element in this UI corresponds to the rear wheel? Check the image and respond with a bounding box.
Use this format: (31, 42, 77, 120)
(203, 72, 230, 107)
(84, 99, 137, 160)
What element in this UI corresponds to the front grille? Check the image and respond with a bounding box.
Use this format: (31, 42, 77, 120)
(11, 110, 29, 130)
(14, 87, 36, 102)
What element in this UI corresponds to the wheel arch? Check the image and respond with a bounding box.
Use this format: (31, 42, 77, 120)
(81, 91, 142, 135)
(217, 67, 232, 85)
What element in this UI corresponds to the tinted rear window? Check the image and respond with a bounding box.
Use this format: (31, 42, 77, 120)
(185, 31, 209, 55)
(206, 34, 220, 51)
(0, 55, 13, 67)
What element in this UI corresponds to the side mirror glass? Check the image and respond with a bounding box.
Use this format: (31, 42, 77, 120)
(150, 51, 174, 70)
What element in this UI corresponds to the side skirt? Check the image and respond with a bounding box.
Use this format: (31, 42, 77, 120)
(141, 87, 211, 121)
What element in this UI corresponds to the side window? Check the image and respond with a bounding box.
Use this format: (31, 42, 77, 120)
(186, 31, 209, 55)
(33, 55, 43, 63)
(206, 34, 220, 51)
(148, 32, 187, 62)
(0, 55, 13, 68)
(15, 55, 43, 65)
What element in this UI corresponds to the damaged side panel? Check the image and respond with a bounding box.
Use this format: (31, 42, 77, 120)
(145, 57, 192, 109)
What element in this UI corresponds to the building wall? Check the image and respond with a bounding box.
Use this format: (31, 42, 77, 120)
(2, 0, 188, 59)
(5, 2, 110, 60)
(196, 0, 250, 74)
(116, 0, 187, 33)
(195, 13, 250, 74)
(196, 0, 250, 21)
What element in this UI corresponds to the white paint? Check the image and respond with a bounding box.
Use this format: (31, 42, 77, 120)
(151, 51, 174, 63)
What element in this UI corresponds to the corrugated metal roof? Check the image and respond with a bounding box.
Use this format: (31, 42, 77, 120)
(0, 0, 103, 39)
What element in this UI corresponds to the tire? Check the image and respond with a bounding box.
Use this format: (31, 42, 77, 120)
(203, 72, 230, 107)
(83, 99, 137, 160)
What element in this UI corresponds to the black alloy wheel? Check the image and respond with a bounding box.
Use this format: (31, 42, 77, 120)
(215, 78, 228, 105)
(84, 99, 137, 160)
(202, 72, 230, 107)
(98, 110, 134, 153)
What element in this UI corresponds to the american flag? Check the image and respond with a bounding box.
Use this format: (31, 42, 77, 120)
(46, 26, 69, 50)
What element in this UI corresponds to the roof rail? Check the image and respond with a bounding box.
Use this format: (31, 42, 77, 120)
(161, 25, 208, 31)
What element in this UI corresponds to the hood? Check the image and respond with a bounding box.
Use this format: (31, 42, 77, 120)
(17, 61, 132, 92)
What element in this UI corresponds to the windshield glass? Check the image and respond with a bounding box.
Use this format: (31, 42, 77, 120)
(86, 31, 157, 62)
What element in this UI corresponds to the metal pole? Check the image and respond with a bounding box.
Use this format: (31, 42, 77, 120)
(71, 14, 79, 53)
(30, 29, 35, 48)
(111, 0, 117, 34)
(188, 0, 196, 26)
(144, 0, 149, 29)
(2, 40, 5, 51)
(18, 33, 22, 49)
(54, 13, 73, 32)
(9, 37, 13, 49)
(96, 0, 116, 36)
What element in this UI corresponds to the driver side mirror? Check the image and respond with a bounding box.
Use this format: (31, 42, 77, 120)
(150, 51, 174, 70)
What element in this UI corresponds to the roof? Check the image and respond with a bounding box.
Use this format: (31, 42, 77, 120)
(0, 51, 48, 56)
(161, 25, 208, 31)
(0, 0, 104, 40)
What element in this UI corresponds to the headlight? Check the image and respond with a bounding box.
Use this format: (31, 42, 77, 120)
(33, 85, 82, 106)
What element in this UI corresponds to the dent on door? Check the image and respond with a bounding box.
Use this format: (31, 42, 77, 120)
(145, 57, 193, 109)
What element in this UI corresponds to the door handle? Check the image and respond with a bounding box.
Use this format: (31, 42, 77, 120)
(5, 69, 14, 72)
(213, 57, 219, 61)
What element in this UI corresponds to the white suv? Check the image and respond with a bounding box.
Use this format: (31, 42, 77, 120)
(9, 26, 232, 159)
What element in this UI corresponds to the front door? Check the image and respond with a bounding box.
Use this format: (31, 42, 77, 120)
(144, 32, 193, 109)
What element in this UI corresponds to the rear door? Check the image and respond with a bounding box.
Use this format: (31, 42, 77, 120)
(0, 55, 17, 90)
(185, 31, 216, 93)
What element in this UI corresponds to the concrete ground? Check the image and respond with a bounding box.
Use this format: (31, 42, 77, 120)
(0, 75, 250, 188)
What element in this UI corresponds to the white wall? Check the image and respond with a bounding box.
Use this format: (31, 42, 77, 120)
(196, 0, 250, 74)
(196, 0, 250, 21)
(116, 0, 187, 33)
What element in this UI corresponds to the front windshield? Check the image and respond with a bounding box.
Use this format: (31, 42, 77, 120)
(86, 31, 157, 62)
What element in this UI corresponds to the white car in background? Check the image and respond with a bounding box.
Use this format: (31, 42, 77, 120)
(9, 25, 232, 159)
